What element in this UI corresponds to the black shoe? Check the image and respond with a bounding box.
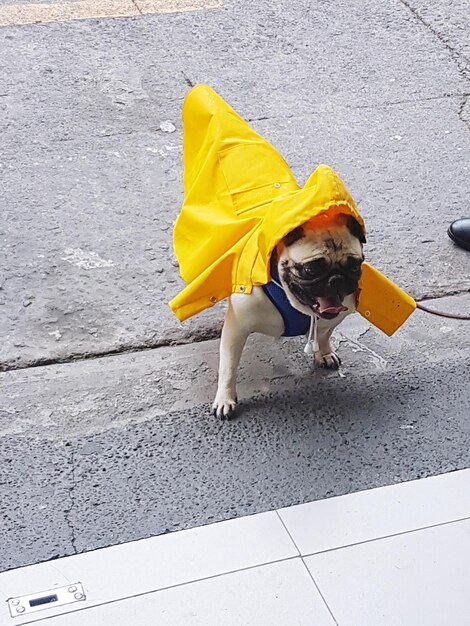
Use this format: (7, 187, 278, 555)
(448, 218, 470, 252)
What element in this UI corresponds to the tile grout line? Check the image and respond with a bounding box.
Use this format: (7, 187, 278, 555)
(300, 556, 339, 626)
(13, 556, 302, 625)
(275, 511, 339, 626)
(299, 514, 470, 559)
(130, 0, 143, 15)
(273, 511, 301, 558)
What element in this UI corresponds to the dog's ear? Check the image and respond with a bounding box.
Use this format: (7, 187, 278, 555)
(346, 216, 366, 244)
(283, 226, 304, 247)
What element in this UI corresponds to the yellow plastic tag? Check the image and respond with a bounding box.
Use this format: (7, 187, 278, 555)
(357, 263, 416, 336)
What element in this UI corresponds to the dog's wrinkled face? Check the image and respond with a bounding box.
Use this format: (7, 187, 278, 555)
(278, 214, 365, 320)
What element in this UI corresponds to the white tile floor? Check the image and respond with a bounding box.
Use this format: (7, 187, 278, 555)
(2, 469, 470, 625)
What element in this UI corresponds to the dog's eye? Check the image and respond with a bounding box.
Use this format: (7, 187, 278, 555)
(343, 256, 363, 273)
(296, 259, 328, 279)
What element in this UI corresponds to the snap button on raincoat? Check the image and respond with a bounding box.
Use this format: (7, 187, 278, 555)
(169, 85, 416, 336)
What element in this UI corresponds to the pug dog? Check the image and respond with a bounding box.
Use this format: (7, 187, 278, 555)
(212, 212, 366, 419)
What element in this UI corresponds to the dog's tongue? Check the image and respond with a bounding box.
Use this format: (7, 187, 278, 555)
(316, 296, 347, 317)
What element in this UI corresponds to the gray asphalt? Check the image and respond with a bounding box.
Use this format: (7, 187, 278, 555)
(1, 0, 470, 572)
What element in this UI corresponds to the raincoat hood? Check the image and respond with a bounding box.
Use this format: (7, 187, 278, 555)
(169, 85, 416, 336)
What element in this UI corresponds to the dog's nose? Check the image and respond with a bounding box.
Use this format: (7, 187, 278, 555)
(327, 274, 345, 293)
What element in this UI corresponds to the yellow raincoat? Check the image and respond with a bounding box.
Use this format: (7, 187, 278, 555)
(169, 85, 416, 336)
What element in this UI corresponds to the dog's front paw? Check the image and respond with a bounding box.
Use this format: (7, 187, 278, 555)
(314, 351, 341, 370)
(212, 393, 238, 420)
